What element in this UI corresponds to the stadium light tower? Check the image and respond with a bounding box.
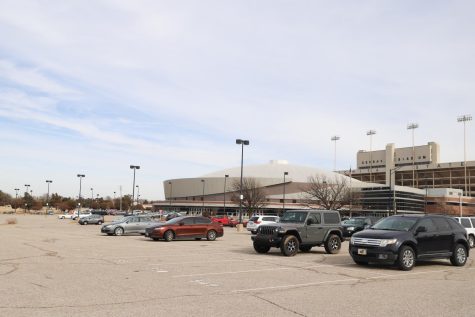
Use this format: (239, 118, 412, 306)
(458, 114, 472, 195)
(331, 135, 340, 171)
(366, 130, 376, 182)
(77, 174, 85, 217)
(236, 139, 249, 224)
(130, 165, 140, 209)
(407, 123, 419, 187)
(46, 180, 52, 210)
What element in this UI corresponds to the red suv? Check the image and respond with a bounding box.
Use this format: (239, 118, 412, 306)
(145, 216, 224, 241)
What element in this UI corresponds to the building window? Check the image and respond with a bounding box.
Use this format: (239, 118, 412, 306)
(292, 200, 297, 203)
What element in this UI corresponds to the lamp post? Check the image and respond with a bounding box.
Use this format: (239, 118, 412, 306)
(223, 175, 229, 216)
(331, 136, 340, 171)
(236, 139, 249, 224)
(46, 180, 52, 211)
(130, 165, 140, 210)
(168, 181, 173, 210)
(90, 188, 94, 208)
(282, 172, 288, 215)
(77, 174, 85, 218)
(201, 179, 205, 214)
(14, 188, 19, 212)
(24, 184, 30, 197)
(366, 130, 376, 182)
(24, 203, 27, 213)
(457, 114, 472, 195)
(136, 185, 140, 206)
(407, 123, 419, 187)
(113, 191, 116, 208)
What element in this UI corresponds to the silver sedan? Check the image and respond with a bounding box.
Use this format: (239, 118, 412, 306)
(101, 216, 158, 236)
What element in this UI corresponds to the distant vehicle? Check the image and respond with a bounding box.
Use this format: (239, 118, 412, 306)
(79, 214, 104, 225)
(145, 216, 223, 241)
(91, 209, 108, 216)
(211, 215, 231, 226)
(247, 215, 280, 234)
(349, 214, 469, 270)
(341, 216, 380, 237)
(454, 217, 475, 248)
(101, 216, 158, 236)
(47, 210, 54, 215)
(72, 212, 92, 220)
(58, 212, 75, 219)
(165, 212, 183, 221)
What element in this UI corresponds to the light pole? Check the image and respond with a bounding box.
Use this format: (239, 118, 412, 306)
(407, 123, 419, 187)
(366, 130, 376, 182)
(201, 179, 205, 214)
(24, 184, 30, 197)
(77, 174, 85, 218)
(46, 180, 52, 211)
(136, 185, 140, 206)
(14, 188, 19, 212)
(331, 136, 340, 171)
(457, 114, 472, 195)
(90, 188, 94, 208)
(282, 172, 289, 215)
(236, 139, 249, 224)
(168, 181, 173, 209)
(113, 191, 116, 208)
(130, 165, 140, 210)
(223, 175, 229, 216)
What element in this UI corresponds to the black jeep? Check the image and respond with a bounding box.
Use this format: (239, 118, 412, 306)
(251, 210, 344, 256)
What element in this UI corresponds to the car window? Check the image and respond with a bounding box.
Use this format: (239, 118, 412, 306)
(323, 212, 339, 224)
(432, 218, 451, 231)
(460, 218, 472, 228)
(182, 218, 194, 225)
(195, 217, 212, 224)
(415, 218, 437, 232)
(307, 213, 321, 225)
(140, 217, 151, 222)
(448, 218, 464, 231)
(471, 218, 475, 227)
(280, 211, 308, 223)
(250, 217, 259, 222)
(262, 217, 276, 222)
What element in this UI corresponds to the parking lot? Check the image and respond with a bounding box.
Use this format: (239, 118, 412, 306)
(1, 214, 475, 317)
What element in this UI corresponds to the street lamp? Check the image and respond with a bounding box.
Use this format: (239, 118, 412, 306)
(282, 172, 289, 215)
(236, 139, 249, 224)
(201, 179, 205, 214)
(223, 175, 229, 216)
(14, 188, 19, 212)
(457, 114, 472, 195)
(366, 130, 376, 182)
(331, 136, 340, 171)
(407, 123, 419, 187)
(168, 181, 173, 209)
(113, 191, 116, 208)
(77, 174, 85, 218)
(130, 165, 140, 210)
(136, 185, 140, 206)
(24, 184, 30, 197)
(90, 188, 94, 207)
(46, 180, 52, 211)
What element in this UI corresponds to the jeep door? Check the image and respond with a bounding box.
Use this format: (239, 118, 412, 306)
(304, 213, 325, 243)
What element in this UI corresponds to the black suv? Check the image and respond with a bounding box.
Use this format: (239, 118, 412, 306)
(251, 210, 343, 256)
(342, 216, 380, 237)
(349, 214, 469, 270)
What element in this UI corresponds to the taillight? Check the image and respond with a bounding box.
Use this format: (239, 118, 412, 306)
(255, 221, 261, 224)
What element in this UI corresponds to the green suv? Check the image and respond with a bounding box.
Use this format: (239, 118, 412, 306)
(251, 210, 344, 256)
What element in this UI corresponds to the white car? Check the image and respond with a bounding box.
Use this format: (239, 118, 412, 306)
(454, 217, 475, 248)
(58, 213, 75, 219)
(247, 215, 280, 234)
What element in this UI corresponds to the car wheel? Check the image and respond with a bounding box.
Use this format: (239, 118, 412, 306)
(83, 221, 88, 225)
(450, 244, 467, 266)
(324, 234, 341, 254)
(280, 235, 299, 256)
(164, 230, 174, 242)
(468, 235, 475, 248)
(398, 245, 415, 271)
(114, 227, 124, 236)
(206, 230, 217, 241)
(98, 221, 103, 225)
(253, 241, 271, 254)
(354, 260, 369, 266)
(299, 245, 312, 252)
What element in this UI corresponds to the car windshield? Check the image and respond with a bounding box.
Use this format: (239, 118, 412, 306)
(372, 217, 418, 231)
(345, 218, 365, 225)
(280, 211, 308, 223)
(165, 217, 185, 225)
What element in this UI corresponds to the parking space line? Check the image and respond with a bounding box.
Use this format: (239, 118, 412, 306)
(172, 267, 292, 278)
(232, 267, 475, 293)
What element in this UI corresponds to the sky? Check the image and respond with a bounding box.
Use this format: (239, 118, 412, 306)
(0, 0, 474, 200)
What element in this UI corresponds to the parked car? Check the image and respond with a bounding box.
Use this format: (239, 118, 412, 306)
(79, 214, 104, 225)
(251, 210, 343, 256)
(91, 209, 108, 216)
(58, 213, 73, 219)
(100, 216, 158, 236)
(211, 215, 231, 226)
(454, 217, 475, 248)
(165, 212, 183, 221)
(247, 215, 280, 234)
(72, 212, 92, 220)
(145, 216, 224, 241)
(341, 216, 380, 237)
(349, 214, 469, 270)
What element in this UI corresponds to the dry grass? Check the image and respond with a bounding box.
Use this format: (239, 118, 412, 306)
(5, 218, 17, 225)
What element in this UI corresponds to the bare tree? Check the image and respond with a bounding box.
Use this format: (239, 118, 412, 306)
(302, 174, 350, 210)
(231, 177, 267, 217)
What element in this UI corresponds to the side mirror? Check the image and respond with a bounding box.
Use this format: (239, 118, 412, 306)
(364, 224, 371, 229)
(416, 226, 427, 234)
(306, 219, 314, 225)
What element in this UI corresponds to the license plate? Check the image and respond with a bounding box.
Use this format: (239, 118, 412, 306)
(358, 248, 367, 255)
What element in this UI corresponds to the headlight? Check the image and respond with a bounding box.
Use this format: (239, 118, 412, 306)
(350, 236, 355, 245)
(275, 227, 286, 234)
(347, 227, 355, 231)
(379, 239, 397, 247)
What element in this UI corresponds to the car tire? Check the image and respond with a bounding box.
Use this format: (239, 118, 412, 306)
(206, 230, 217, 241)
(114, 227, 124, 236)
(83, 221, 88, 225)
(299, 245, 312, 252)
(280, 235, 299, 256)
(253, 241, 271, 254)
(324, 234, 341, 254)
(98, 221, 103, 225)
(450, 244, 468, 267)
(164, 230, 174, 242)
(398, 245, 415, 271)
(468, 235, 475, 249)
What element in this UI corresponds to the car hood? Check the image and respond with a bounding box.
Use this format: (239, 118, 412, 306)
(259, 222, 301, 228)
(353, 229, 409, 239)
